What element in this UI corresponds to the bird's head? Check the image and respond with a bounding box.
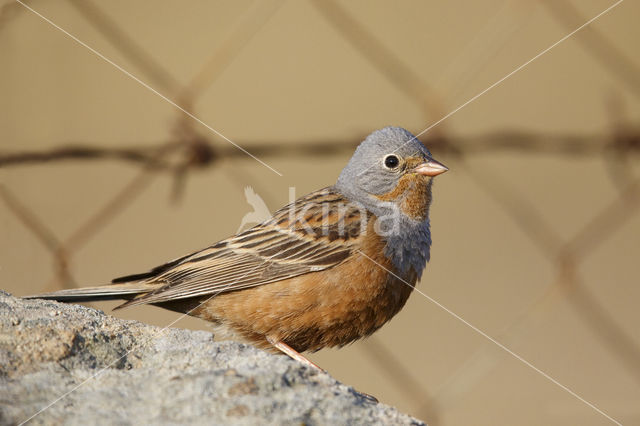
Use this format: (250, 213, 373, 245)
(335, 126, 447, 221)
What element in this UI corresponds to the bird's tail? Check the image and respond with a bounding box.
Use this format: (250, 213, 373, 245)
(23, 283, 153, 304)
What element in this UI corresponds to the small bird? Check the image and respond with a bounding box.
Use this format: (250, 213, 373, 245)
(25, 127, 447, 370)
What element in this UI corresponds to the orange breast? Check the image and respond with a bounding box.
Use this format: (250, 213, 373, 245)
(196, 219, 416, 352)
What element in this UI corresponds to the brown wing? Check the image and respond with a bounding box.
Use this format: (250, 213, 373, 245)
(116, 187, 368, 308)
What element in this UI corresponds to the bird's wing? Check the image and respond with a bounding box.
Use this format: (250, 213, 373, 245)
(115, 187, 368, 308)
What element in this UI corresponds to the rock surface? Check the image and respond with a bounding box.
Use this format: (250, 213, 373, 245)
(0, 291, 423, 425)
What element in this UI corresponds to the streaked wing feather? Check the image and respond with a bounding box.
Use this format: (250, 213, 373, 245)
(118, 187, 367, 307)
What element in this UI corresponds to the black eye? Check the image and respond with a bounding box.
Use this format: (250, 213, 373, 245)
(384, 154, 400, 169)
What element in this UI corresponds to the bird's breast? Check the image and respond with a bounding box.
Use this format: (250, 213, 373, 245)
(199, 220, 416, 352)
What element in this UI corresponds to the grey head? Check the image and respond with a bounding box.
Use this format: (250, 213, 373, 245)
(334, 126, 448, 277)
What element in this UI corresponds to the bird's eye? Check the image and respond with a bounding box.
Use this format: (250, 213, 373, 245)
(383, 154, 400, 169)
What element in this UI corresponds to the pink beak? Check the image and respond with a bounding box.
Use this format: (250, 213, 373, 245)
(414, 158, 449, 176)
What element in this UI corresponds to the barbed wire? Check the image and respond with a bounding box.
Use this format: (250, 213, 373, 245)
(2, 127, 639, 166)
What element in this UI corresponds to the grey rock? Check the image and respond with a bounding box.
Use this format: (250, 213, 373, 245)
(0, 291, 424, 425)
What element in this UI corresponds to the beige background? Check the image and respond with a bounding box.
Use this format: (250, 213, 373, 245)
(1, 1, 639, 424)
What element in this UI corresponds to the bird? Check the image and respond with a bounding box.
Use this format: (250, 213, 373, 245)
(25, 126, 448, 371)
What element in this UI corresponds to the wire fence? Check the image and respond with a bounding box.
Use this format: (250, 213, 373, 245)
(1, 1, 639, 423)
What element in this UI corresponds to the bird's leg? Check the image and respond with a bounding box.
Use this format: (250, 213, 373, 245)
(265, 336, 378, 403)
(266, 336, 325, 372)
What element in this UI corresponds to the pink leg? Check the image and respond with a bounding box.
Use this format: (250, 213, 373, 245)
(265, 336, 378, 403)
(266, 336, 325, 372)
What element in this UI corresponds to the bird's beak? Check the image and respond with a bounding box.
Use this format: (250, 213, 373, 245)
(414, 158, 449, 176)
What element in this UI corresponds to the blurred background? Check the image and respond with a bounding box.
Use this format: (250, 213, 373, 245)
(1, 0, 639, 424)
